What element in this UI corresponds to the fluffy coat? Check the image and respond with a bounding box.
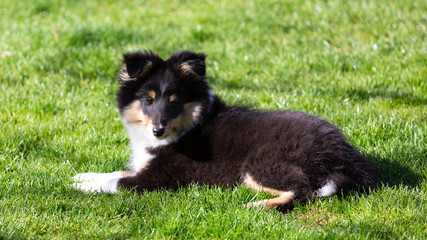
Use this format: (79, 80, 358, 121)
(73, 50, 378, 211)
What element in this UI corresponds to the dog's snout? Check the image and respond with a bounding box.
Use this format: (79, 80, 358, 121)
(153, 127, 165, 137)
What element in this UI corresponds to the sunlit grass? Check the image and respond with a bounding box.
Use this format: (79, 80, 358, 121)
(0, 0, 426, 238)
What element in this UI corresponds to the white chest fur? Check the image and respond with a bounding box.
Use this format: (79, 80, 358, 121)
(123, 120, 171, 173)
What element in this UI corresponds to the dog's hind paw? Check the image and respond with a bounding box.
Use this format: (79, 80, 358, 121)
(246, 200, 268, 208)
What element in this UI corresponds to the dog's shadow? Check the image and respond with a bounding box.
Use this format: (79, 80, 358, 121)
(367, 153, 422, 188)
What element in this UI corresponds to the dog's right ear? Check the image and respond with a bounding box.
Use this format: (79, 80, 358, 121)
(120, 51, 161, 81)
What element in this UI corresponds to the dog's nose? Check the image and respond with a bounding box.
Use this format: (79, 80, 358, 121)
(153, 127, 165, 137)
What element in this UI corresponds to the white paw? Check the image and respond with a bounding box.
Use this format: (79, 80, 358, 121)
(246, 200, 268, 208)
(73, 172, 100, 182)
(73, 172, 123, 183)
(72, 172, 122, 193)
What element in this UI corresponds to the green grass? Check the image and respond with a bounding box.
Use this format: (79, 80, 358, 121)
(1, 0, 426, 239)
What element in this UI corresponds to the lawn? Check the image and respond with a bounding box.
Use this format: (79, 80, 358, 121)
(0, 0, 426, 239)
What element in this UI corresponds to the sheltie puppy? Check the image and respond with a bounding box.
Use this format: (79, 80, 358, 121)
(73, 50, 378, 211)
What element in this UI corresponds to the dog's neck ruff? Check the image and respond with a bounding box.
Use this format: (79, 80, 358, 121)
(205, 90, 215, 116)
(124, 90, 215, 173)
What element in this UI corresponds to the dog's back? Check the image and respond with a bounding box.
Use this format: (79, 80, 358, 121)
(128, 100, 378, 210)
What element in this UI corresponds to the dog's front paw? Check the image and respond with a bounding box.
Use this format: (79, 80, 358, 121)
(72, 172, 121, 193)
(73, 172, 100, 182)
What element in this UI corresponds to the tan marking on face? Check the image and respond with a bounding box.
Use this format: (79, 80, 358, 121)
(244, 173, 295, 209)
(122, 100, 153, 130)
(169, 94, 177, 103)
(163, 102, 203, 137)
(148, 91, 156, 100)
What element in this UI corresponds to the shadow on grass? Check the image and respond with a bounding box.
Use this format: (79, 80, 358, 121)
(61, 25, 154, 48)
(340, 87, 427, 107)
(331, 221, 403, 239)
(213, 73, 426, 107)
(367, 154, 423, 188)
(38, 25, 151, 81)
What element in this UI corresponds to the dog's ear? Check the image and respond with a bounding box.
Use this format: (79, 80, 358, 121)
(120, 51, 161, 81)
(170, 51, 206, 77)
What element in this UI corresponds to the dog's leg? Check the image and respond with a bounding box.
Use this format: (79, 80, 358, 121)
(246, 191, 295, 209)
(72, 171, 135, 193)
(244, 173, 296, 209)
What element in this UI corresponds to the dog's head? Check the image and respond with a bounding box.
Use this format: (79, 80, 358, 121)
(116, 50, 213, 141)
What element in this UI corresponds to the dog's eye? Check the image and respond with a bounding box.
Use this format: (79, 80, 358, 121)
(145, 98, 154, 106)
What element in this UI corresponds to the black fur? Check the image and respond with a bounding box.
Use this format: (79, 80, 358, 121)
(115, 50, 378, 211)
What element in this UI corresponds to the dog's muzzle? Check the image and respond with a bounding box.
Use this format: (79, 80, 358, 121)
(152, 127, 165, 137)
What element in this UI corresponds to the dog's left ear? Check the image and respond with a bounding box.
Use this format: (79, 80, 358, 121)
(170, 51, 206, 77)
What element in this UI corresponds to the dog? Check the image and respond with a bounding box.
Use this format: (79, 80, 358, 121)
(73, 50, 378, 211)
